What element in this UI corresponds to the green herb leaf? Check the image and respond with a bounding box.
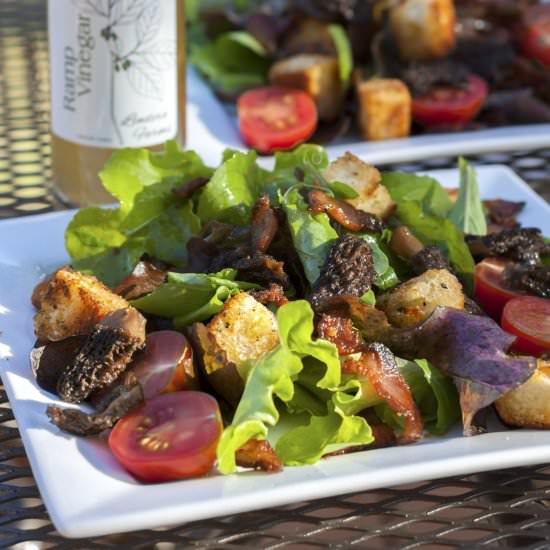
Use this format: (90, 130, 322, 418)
(328, 24, 353, 87)
(130, 270, 257, 326)
(449, 157, 487, 236)
(382, 171, 453, 217)
(281, 187, 338, 284)
(328, 180, 360, 199)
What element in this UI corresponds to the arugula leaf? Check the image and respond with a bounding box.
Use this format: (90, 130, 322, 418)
(281, 187, 338, 284)
(130, 270, 257, 327)
(197, 149, 261, 225)
(328, 24, 353, 87)
(449, 158, 487, 236)
(328, 180, 360, 199)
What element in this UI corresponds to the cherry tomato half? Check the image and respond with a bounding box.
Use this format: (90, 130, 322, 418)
(502, 296, 550, 356)
(109, 392, 223, 483)
(517, 6, 550, 66)
(412, 74, 488, 127)
(237, 86, 317, 154)
(474, 258, 525, 321)
(131, 331, 199, 399)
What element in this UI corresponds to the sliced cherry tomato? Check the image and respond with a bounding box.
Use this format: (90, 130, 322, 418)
(237, 86, 317, 154)
(412, 74, 488, 127)
(131, 331, 198, 399)
(517, 6, 550, 66)
(502, 296, 550, 356)
(109, 392, 223, 483)
(474, 258, 525, 321)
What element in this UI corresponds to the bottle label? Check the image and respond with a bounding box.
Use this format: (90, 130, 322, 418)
(49, 0, 177, 148)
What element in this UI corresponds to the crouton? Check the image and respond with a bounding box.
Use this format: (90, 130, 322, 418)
(193, 292, 279, 405)
(322, 152, 396, 219)
(282, 18, 336, 57)
(495, 360, 550, 429)
(33, 266, 129, 342)
(377, 269, 464, 328)
(355, 78, 412, 141)
(269, 54, 343, 121)
(389, 0, 456, 62)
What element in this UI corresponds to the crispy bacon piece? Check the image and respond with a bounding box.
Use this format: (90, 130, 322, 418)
(307, 188, 384, 233)
(342, 343, 423, 444)
(172, 176, 210, 199)
(251, 194, 279, 253)
(483, 199, 525, 231)
(236, 438, 283, 472)
(316, 313, 364, 355)
(114, 261, 167, 300)
(317, 295, 393, 344)
(248, 283, 289, 308)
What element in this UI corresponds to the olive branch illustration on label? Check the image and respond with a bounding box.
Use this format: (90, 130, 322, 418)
(72, 0, 175, 144)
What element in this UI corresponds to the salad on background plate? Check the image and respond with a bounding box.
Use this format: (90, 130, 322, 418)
(187, 0, 550, 153)
(29, 142, 550, 484)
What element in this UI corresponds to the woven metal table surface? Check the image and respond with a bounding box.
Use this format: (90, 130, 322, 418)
(2, 0, 550, 548)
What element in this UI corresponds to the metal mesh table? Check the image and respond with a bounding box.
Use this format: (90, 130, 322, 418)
(2, 0, 550, 547)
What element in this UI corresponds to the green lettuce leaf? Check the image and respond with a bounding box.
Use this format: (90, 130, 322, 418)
(356, 232, 400, 290)
(449, 157, 487, 236)
(382, 171, 453, 218)
(197, 149, 261, 225)
(65, 142, 212, 287)
(375, 359, 460, 436)
(275, 399, 373, 465)
(328, 24, 353, 86)
(130, 270, 257, 327)
(189, 31, 269, 94)
(397, 200, 475, 288)
(217, 300, 341, 474)
(281, 187, 338, 285)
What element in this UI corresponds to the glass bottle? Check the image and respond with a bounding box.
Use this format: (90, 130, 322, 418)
(48, 0, 186, 206)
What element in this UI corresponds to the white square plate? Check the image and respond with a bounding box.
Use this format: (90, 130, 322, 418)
(1, 165, 549, 539)
(186, 67, 550, 166)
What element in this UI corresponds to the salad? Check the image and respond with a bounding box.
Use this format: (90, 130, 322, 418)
(188, 0, 550, 153)
(31, 142, 550, 483)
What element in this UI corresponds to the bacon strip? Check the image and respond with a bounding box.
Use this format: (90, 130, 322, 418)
(315, 313, 364, 355)
(249, 283, 289, 308)
(236, 438, 283, 472)
(251, 194, 279, 253)
(307, 189, 384, 233)
(342, 343, 423, 444)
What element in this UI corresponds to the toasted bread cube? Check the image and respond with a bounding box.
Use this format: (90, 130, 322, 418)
(193, 292, 279, 404)
(390, 0, 456, 62)
(356, 78, 412, 141)
(323, 152, 396, 219)
(495, 361, 550, 428)
(33, 266, 129, 342)
(269, 54, 343, 121)
(377, 269, 464, 328)
(283, 18, 336, 57)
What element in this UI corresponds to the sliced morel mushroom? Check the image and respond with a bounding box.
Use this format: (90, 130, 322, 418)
(56, 308, 146, 404)
(310, 235, 376, 309)
(47, 372, 144, 436)
(466, 228, 550, 266)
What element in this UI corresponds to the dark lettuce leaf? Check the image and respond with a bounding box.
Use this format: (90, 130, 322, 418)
(386, 307, 536, 435)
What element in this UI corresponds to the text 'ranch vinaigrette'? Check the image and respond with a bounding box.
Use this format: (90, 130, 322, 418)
(48, 0, 186, 206)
